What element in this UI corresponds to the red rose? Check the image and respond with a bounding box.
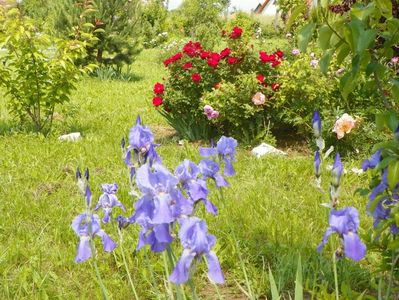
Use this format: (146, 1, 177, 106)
(272, 60, 281, 67)
(275, 50, 284, 58)
(152, 96, 163, 107)
(210, 52, 221, 61)
(220, 48, 231, 58)
(200, 51, 210, 59)
(172, 52, 183, 61)
(230, 26, 243, 39)
(207, 58, 219, 68)
(183, 62, 193, 70)
(259, 51, 276, 63)
(163, 58, 172, 67)
(192, 73, 202, 82)
(227, 57, 238, 65)
(183, 41, 202, 57)
(153, 82, 164, 94)
(272, 83, 280, 91)
(256, 74, 265, 83)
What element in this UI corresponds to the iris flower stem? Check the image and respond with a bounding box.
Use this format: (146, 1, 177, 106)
(87, 212, 109, 300)
(89, 239, 110, 300)
(187, 279, 199, 300)
(166, 246, 187, 300)
(385, 252, 399, 300)
(332, 252, 339, 300)
(144, 251, 162, 300)
(162, 249, 176, 300)
(117, 228, 140, 300)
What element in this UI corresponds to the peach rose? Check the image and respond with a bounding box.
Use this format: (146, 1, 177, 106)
(333, 113, 356, 139)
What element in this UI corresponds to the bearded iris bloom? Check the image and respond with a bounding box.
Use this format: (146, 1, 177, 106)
(361, 150, 381, 171)
(125, 116, 161, 168)
(175, 159, 217, 214)
(317, 207, 366, 261)
(170, 217, 224, 284)
(200, 136, 237, 177)
(72, 213, 117, 263)
(94, 183, 126, 223)
(199, 159, 229, 187)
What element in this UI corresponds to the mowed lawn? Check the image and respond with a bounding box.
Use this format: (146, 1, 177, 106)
(0, 49, 375, 299)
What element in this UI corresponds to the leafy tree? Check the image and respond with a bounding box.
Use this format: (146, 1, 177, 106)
(0, 6, 91, 133)
(53, 0, 142, 67)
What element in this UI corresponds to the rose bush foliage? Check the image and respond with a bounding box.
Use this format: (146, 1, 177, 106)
(151, 26, 284, 143)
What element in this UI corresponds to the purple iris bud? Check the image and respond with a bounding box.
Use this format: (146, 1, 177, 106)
(312, 111, 322, 138)
(71, 213, 117, 263)
(170, 217, 224, 284)
(121, 137, 126, 149)
(76, 167, 82, 180)
(94, 183, 126, 223)
(199, 159, 229, 187)
(84, 168, 90, 181)
(85, 185, 92, 207)
(124, 149, 132, 167)
(331, 153, 343, 187)
(314, 151, 321, 177)
(361, 150, 381, 171)
(317, 207, 366, 261)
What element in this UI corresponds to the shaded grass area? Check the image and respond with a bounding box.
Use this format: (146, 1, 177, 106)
(0, 49, 376, 299)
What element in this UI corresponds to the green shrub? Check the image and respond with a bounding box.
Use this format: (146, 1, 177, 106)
(0, 7, 90, 134)
(151, 25, 284, 144)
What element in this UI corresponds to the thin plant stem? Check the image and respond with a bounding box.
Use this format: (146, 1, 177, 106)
(166, 246, 187, 300)
(117, 227, 140, 300)
(89, 240, 110, 300)
(385, 251, 399, 300)
(187, 279, 200, 300)
(332, 252, 339, 300)
(144, 251, 162, 300)
(162, 250, 176, 300)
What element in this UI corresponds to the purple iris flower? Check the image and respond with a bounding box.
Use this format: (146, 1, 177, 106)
(361, 150, 381, 171)
(331, 153, 343, 187)
(125, 116, 161, 168)
(135, 163, 193, 224)
(314, 151, 321, 177)
(94, 183, 126, 223)
(368, 198, 396, 230)
(369, 169, 388, 201)
(175, 160, 217, 214)
(71, 212, 117, 263)
(129, 115, 154, 152)
(200, 136, 237, 177)
(312, 111, 322, 138)
(199, 159, 229, 187)
(170, 217, 224, 284)
(317, 207, 366, 261)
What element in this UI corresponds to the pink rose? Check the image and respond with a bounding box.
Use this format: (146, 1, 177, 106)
(252, 92, 266, 106)
(333, 113, 356, 139)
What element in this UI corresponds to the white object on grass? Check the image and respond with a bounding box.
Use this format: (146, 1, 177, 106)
(58, 132, 81, 142)
(251, 143, 287, 158)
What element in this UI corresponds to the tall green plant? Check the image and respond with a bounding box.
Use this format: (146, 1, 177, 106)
(53, 0, 142, 67)
(0, 7, 91, 133)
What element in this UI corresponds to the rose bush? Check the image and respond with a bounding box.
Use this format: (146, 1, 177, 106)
(151, 25, 284, 143)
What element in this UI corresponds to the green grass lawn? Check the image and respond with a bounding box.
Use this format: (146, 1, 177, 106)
(0, 49, 376, 299)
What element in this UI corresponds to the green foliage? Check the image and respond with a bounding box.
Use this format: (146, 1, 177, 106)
(142, 0, 168, 48)
(167, 0, 229, 48)
(53, 0, 143, 67)
(0, 7, 89, 134)
(154, 26, 283, 144)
